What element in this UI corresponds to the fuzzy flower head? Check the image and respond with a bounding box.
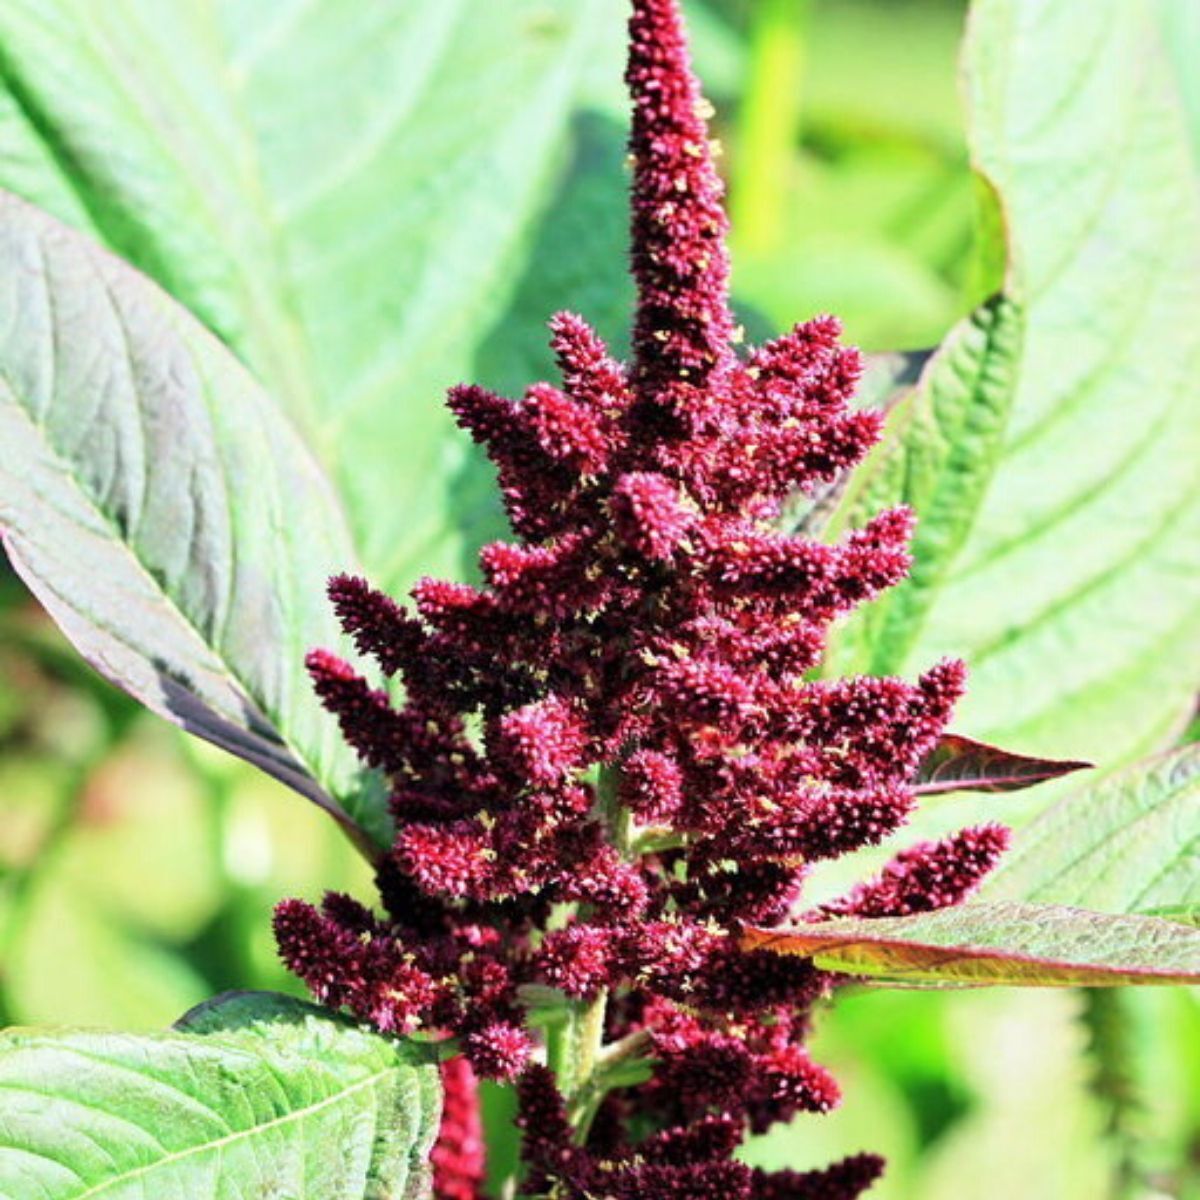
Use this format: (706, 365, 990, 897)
(275, 1, 1007, 1195)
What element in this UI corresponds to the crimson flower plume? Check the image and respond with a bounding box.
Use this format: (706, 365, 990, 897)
(275, 1, 1009, 1195)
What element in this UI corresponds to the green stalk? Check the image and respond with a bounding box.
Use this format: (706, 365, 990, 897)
(731, 0, 810, 258)
(597, 762, 630, 856)
(543, 764, 637, 1144)
(1081, 989, 1143, 1200)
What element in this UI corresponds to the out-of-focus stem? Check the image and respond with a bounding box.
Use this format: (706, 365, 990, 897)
(731, 0, 810, 257)
(1081, 989, 1142, 1200)
(555, 763, 631, 1142)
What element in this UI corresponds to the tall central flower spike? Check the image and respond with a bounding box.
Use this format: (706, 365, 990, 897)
(274, 1, 1010, 1196)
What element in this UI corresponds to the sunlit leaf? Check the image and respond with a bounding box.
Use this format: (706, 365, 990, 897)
(983, 744, 1200, 915)
(827, 0, 1200, 777)
(823, 294, 1023, 676)
(744, 901, 1200, 987)
(0, 0, 609, 595)
(0, 991, 440, 1198)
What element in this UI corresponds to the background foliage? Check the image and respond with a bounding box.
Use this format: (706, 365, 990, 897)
(0, 1, 1196, 1197)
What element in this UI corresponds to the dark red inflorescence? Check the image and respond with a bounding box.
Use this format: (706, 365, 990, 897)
(432, 1057, 487, 1200)
(274, 1, 1008, 1196)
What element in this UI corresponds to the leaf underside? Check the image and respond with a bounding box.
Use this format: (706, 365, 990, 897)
(914, 733, 1091, 795)
(0, 189, 387, 851)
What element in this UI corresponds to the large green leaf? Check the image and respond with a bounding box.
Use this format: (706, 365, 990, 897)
(0, 0, 608, 594)
(823, 294, 1023, 676)
(0, 991, 440, 1199)
(0, 190, 386, 853)
(983, 744, 1200, 915)
(744, 901, 1200, 987)
(828, 0, 1200, 773)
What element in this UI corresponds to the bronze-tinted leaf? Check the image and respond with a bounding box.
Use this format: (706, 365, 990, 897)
(744, 901, 1200, 987)
(915, 734, 1090, 795)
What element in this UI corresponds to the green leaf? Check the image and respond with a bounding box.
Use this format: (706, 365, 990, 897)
(922, 0, 1200, 764)
(0, 0, 609, 595)
(1136, 906, 1200, 929)
(744, 901, 1200, 987)
(779, 348, 934, 541)
(826, 0, 1200, 775)
(914, 734, 1090, 796)
(823, 293, 1024, 677)
(0, 190, 387, 853)
(982, 744, 1200, 914)
(0, 991, 441, 1199)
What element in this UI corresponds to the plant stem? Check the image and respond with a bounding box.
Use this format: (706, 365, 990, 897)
(571, 992, 609, 1096)
(597, 763, 630, 856)
(1081, 989, 1144, 1200)
(547, 763, 634, 1143)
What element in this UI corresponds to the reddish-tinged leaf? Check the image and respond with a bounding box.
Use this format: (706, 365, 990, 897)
(743, 902, 1200, 988)
(914, 734, 1091, 795)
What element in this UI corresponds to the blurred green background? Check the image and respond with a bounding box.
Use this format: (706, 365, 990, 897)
(0, 1, 1196, 1198)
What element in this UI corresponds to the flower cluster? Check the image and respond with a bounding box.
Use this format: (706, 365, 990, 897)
(517, 1065, 885, 1200)
(274, 1, 1009, 1195)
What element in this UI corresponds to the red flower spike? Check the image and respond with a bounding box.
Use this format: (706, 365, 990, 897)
(620, 749, 685, 820)
(492, 696, 588, 788)
(525, 382, 612, 474)
(536, 925, 617, 999)
(751, 1153, 886, 1200)
(549, 310, 633, 418)
(612, 471, 695, 560)
(819, 824, 1012, 919)
(627, 0, 734, 392)
(326, 574, 424, 676)
(276, 1, 1015, 1194)
(462, 1021, 532, 1081)
(431, 1057, 486, 1200)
